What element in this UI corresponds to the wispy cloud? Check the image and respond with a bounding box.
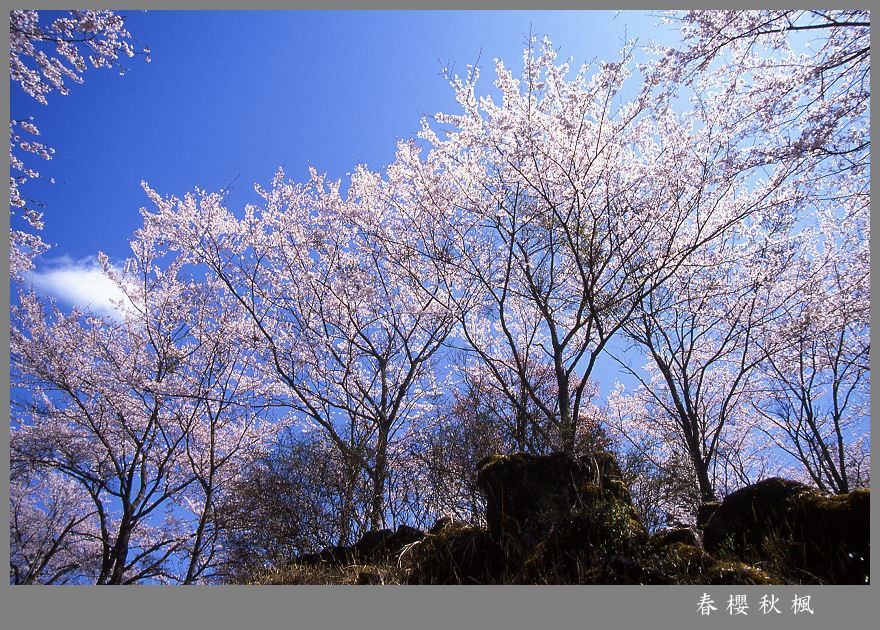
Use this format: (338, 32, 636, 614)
(25, 256, 131, 318)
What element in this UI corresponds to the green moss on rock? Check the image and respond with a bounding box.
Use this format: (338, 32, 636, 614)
(650, 542, 713, 581)
(707, 561, 781, 585)
(406, 523, 506, 584)
(476, 451, 631, 561)
(702, 479, 869, 584)
(648, 527, 701, 550)
(518, 496, 647, 583)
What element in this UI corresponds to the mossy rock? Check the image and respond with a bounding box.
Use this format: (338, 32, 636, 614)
(406, 523, 506, 584)
(518, 496, 647, 583)
(477, 452, 532, 470)
(429, 516, 454, 534)
(578, 492, 647, 551)
(579, 554, 673, 585)
(706, 561, 781, 585)
(648, 542, 714, 583)
(796, 488, 870, 584)
(296, 525, 425, 567)
(581, 479, 633, 504)
(476, 451, 630, 560)
(703, 478, 869, 584)
(648, 527, 701, 550)
(642, 541, 783, 585)
(296, 545, 354, 566)
(351, 529, 395, 561)
(703, 478, 816, 556)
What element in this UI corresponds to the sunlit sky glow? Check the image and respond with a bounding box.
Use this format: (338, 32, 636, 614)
(14, 10, 678, 276)
(12, 9, 687, 393)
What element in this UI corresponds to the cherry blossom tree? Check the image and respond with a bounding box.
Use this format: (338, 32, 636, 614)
(10, 242, 273, 584)
(612, 10, 871, 502)
(137, 167, 457, 535)
(9, 466, 102, 584)
(606, 216, 801, 503)
(383, 36, 801, 453)
(645, 11, 869, 277)
(12, 292, 187, 584)
(752, 195, 870, 494)
(646, 10, 869, 173)
(8, 9, 149, 279)
(115, 249, 275, 584)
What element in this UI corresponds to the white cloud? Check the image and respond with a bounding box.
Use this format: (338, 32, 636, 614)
(25, 256, 132, 318)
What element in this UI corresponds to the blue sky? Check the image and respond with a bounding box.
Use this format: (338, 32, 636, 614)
(14, 10, 678, 264)
(13, 9, 682, 389)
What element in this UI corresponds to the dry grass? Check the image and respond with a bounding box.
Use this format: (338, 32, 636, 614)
(248, 561, 410, 585)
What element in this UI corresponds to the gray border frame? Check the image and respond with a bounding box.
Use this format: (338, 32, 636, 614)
(2, 1, 874, 629)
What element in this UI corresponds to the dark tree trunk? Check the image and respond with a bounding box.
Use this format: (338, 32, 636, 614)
(369, 424, 390, 530)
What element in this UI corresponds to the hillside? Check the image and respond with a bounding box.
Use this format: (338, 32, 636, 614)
(244, 451, 869, 585)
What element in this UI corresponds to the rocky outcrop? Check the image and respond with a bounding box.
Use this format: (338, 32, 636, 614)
(405, 522, 506, 584)
(475, 452, 782, 585)
(696, 502, 721, 528)
(476, 451, 625, 561)
(702, 477, 815, 553)
(648, 526, 701, 549)
(282, 453, 868, 585)
(519, 483, 648, 583)
(297, 523, 425, 566)
(702, 478, 869, 584)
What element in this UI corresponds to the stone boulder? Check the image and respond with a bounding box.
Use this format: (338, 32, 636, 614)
(297, 524, 426, 566)
(702, 478, 869, 584)
(286, 460, 867, 584)
(295, 544, 347, 565)
(476, 451, 625, 560)
(405, 523, 506, 584)
(702, 478, 814, 554)
(518, 483, 647, 583)
(352, 524, 425, 563)
(648, 526, 701, 549)
(429, 516, 454, 534)
(696, 502, 721, 528)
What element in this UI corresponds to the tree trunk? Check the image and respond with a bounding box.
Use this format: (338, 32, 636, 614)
(369, 425, 389, 530)
(104, 519, 133, 584)
(337, 452, 359, 546)
(184, 483, 213, 584)
(693, 459, 717, 504)
(556, 365, 575, 453)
